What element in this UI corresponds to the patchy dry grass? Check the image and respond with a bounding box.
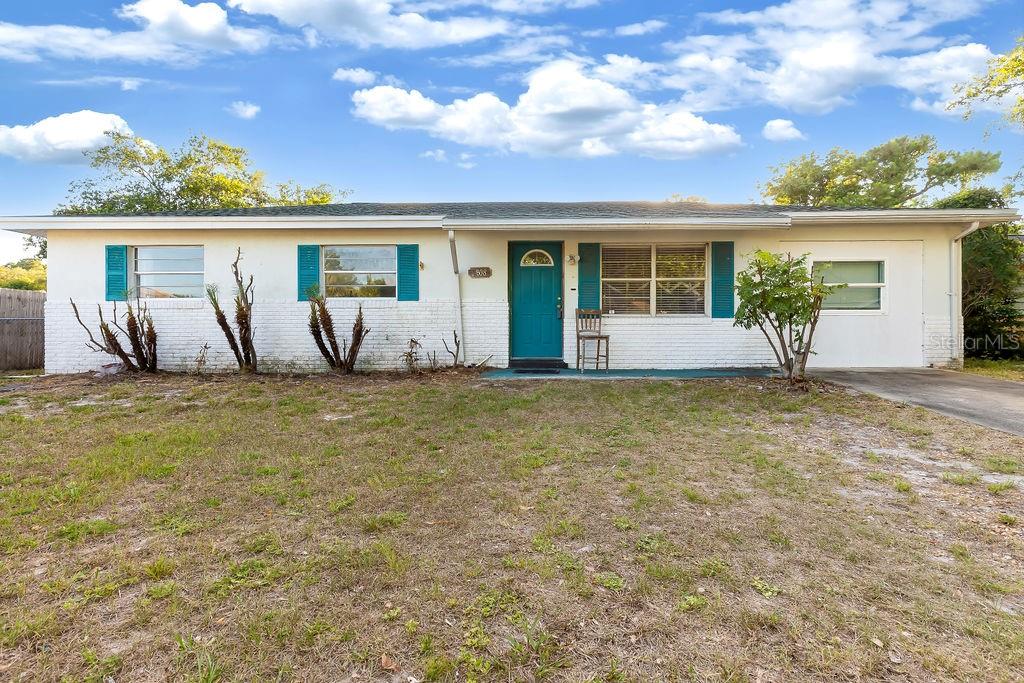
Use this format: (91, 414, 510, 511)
(962, 358, 1024, 383)
(0, 371, 1022, 682)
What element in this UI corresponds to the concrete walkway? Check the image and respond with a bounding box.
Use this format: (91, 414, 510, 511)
(812, 368, 1024, 436)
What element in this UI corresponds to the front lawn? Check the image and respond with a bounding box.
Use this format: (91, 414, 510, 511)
(1, 373, 1022, 681)
(963, 358, 1024, 382)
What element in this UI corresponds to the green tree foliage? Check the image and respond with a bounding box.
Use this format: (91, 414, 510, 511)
(949, 36, 1024, 129)
(760, 135, 1001, 207)
(0, 259, 46, 291)
(56, 132, 346, 215)
(23, 236, 46, 260)
(933, 188, 1023, 358)
(734, 251, 839, 384)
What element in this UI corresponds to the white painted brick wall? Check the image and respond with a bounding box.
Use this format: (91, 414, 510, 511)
(563, 316, 776, 370)
(923, 316, 957, 368)
(45, 298, 935, 374)
(46, 299, 505, 373)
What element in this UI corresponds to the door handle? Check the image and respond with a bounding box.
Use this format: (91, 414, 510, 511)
(556, 299, 563, 319)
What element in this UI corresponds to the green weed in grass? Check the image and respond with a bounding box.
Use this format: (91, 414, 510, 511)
(893, 478, 913, 493)
(176, 634, 224, 683)
(984, 457, 1021, 475)
(987, 481, 1016, 495)
(612, 516, 634, 531)
(679, 485, 709, 505)
(596, 573, 625, 591)
(698, 557, 729, 578)
(81, 649, 123, 681)
(941, 471, 980, 486)
(241, 532, 282, 555)
(329, 493, 356, 513)
(751, 576, 781, 598)
(0, 609, 57, 646)
(677, 594, 708, 612)
(143, 557, 175, 580)
(950, 543, 971, 562)
(147, 581, 177, 600)
(208, 559, 285, 597)
(635, 533, 666, 556)
(362, 511, 408, 533)
(997, 513, 1017, 526)
(55, 518, 116, 544)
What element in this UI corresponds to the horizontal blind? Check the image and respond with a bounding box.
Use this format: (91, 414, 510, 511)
(656, 245, 705, 278)
(601, 245, 651, 314)
(656, 244, 706, 314)
(601, 245, 651, 279)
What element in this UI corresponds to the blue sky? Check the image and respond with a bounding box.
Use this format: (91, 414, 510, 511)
(1, 0, 1022, 260)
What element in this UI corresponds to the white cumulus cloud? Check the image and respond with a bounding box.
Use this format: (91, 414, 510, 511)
(659, 0, 997, 114)
(226, 0, 510, 49)
(333, 67, 378, 85)
(0, 111, 133, 163)
(614, 20, 667, 36)
(761, 119, 806, 141)
(352, 59, 741, 159)
(399, 0, 601, 13)
(420, 148, 448, 161)
(0, 0, 273, 64)
(227, 101, 261, 119)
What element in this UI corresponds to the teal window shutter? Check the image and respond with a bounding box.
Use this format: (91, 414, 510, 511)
(396, 244, 419, 301)
(710, 241, 735, 318)
(297, 245, 320, 300)
(578, 243, 601, 309)
(105, 245, 128, 301)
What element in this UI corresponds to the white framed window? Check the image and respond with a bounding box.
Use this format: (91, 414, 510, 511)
(133, 245, 204, 298)
(323, 245, 397, 298)
(812, 260, 886, 311)
(601, 244, 707, 315)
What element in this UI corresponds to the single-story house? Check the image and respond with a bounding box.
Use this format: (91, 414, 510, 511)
(4, 202, 1019, 373)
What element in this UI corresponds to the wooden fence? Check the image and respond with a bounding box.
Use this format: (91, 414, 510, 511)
(0, 288, 45, 371)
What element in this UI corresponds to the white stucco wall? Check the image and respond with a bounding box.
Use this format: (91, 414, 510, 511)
(43, 222, 962, 373)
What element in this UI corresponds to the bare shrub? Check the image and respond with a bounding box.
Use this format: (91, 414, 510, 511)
(308, 291, 370, 374)
(401, 338, 422, 373)
(207, 248, 257, 373)
(442, 330, 462, 368)
(70, 298, 157, 372)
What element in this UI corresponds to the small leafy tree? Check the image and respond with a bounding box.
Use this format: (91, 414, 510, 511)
(70, 298, 157, 372)
(206, 249, 257, 373)
(307, 288, 370, 374)
(734, 251, 840, 385)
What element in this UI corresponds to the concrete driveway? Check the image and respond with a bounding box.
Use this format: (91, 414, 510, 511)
(812, 368, 1024, 436)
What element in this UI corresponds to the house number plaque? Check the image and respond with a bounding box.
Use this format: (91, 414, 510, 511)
(468, 267, 492, 279)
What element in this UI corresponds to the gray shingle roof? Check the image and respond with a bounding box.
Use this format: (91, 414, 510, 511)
(75, 201, 832, 219)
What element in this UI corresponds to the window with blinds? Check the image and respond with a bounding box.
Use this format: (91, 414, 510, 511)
(601, 244, 707, 315)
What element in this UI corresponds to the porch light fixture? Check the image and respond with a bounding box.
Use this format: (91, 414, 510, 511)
(566, 254, 578, 265)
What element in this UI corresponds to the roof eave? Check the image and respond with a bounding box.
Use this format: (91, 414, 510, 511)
(442, 217, 792, 230)
(0, 214, 446, 234)
(786, 209, 1021, 227)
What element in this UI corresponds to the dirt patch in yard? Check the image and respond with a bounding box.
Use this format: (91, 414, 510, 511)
(0, 372, 1021, 682)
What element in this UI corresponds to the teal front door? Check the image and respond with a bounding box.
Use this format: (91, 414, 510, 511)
(509, 242, 563, 360)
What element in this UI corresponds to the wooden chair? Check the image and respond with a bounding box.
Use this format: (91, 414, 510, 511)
(575, 309, 609, 372)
